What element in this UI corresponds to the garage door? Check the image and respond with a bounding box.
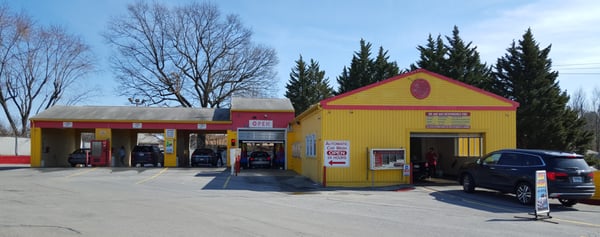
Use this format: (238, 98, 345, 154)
(238, 129, 286, 142)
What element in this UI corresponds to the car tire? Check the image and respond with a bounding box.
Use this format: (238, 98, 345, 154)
(558, 198, 578, 207)
(515, 182, 533, 205)
(461, 174, 475, 193)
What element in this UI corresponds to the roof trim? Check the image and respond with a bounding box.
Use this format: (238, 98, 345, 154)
(320, 69, 520, 109)
(321, 105, 517, 111)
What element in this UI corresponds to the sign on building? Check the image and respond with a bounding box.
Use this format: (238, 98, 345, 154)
(324, 140, 350, 167)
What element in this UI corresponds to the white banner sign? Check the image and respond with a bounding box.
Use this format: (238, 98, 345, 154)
(324, 140, 350, 167)
(249, 120, 273, 128)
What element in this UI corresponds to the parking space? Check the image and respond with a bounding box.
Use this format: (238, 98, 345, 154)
(1, 167, 599, 236)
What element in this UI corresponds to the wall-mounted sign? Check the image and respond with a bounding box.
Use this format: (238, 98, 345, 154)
(426, 112, 471, 129)
(410, 78, 431, 99)
(132, 123, 142, 129)
(369, 148, 405, 170)
(249, 120, 273, 128)
(324, 140, 350, 167)
(62, 122, 73, 128)
(197, 124, 207, 129)
(165, 138, 174, 154)
(165, 129, 175, 138)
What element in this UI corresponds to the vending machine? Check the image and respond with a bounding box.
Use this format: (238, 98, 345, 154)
(89, 140, 110, 166)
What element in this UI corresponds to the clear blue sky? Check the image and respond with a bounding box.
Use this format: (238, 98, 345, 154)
(6, 0, 600, 107)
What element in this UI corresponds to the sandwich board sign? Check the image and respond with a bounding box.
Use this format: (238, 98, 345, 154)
(534, 170, 551, 219)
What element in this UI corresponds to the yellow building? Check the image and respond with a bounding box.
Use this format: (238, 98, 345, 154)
(289, 69, 519, 187)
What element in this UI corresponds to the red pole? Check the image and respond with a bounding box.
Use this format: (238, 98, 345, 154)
(323, 166, 327, 187)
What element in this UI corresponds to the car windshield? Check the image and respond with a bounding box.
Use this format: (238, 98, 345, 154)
(75, 149, 88, 154)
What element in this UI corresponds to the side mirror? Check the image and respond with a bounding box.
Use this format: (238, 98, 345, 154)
(476, 159, 481, 165)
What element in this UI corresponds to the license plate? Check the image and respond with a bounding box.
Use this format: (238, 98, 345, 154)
(571, 176, 582, 183)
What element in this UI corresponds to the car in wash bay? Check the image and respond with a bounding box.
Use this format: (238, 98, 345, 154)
(248, 151, 271, 168)
(131, 145, 164, 167)
(458, 149, 595, 206)
(190, 148, 220, 167)
(67, 148, 90, 167)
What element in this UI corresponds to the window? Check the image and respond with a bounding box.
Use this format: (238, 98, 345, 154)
(522, 154, 543, 166)
(497, 153, 521, 166)
(456, 137, 482, 157)
(482, 153, 501, 165)
(305, 134, 316, 157)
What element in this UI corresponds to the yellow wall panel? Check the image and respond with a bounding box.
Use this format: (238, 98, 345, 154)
(294, 108, 516, 187)
(327, 71, 515, 108)
(30, 127, 42, 167)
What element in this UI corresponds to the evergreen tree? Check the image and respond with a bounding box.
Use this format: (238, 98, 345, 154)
(336, 66, 351, 95)
(372, 46, 400, 84)
(285, 55, 334, 115)
(410, 34, 447, 72)
(493, 28, 592, 151)
(411, 26, 492, 90)
(337, 39, 399, 94)
(444, 26, 493, 89)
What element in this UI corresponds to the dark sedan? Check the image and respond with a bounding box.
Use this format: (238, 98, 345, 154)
(248, 151, 271, 168)
(67, 148, 90, 167)
(190, 148, 220, 167)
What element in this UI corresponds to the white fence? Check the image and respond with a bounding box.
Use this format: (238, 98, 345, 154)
(0, 137, 30, 156)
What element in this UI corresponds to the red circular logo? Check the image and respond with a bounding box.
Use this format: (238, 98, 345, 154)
(410, 79, 430, 99)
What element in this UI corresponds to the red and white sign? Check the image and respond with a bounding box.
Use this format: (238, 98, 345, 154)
(324, 140, 350, 167)
(249, 120, 273, 128)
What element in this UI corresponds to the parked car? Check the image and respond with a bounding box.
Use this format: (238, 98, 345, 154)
(248, 151, 271, 168)
(67, 148, 90, 167)
(458, 149, 596, 206)
(131, 145, 164, 167)
(190, 148, 220, 167)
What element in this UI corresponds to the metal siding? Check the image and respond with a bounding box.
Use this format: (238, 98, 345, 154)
(238, 129, 286, 141)
(30, 127, 42, 167)
(320, 109, 515, 187)
(290, 109, 324, 183)
(327, 72, 515, 107)
(286, 132, 301, 173)
(322, 110, 411, 187)
(293, 71, 516, 187)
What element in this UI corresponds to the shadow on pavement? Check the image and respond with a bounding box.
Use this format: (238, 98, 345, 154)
(200, 168, 322, 192)
(428, 188, 591, 214)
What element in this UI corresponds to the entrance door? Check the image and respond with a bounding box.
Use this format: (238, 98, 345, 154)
(237, 129, 287, 170)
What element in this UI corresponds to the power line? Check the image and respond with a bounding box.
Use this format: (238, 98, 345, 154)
(554, 62, 600, 66)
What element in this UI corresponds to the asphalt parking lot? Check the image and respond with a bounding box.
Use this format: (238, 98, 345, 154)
(1, 166, 599, 237)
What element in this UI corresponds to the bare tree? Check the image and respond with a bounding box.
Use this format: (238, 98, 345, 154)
(569, 87, 587, 118)
(104, 1, 278, 108)
(0, 5, 95, 136)
(590, 87, 600, 151)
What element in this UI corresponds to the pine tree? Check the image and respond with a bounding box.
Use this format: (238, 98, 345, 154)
(372, 46, 400, 84)
(285, 55, 334, 115)
(335, 66, 351, 95)
(337, 39, 399, 94)
(411, 26, 492, 90)
(410, 34, 447, 72)
(493, 28, 592, 151)
(444, 26, 493, 89)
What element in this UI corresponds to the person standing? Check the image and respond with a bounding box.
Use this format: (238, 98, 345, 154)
(118, 146, 126, 167)
(426, 147, 439, 178)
